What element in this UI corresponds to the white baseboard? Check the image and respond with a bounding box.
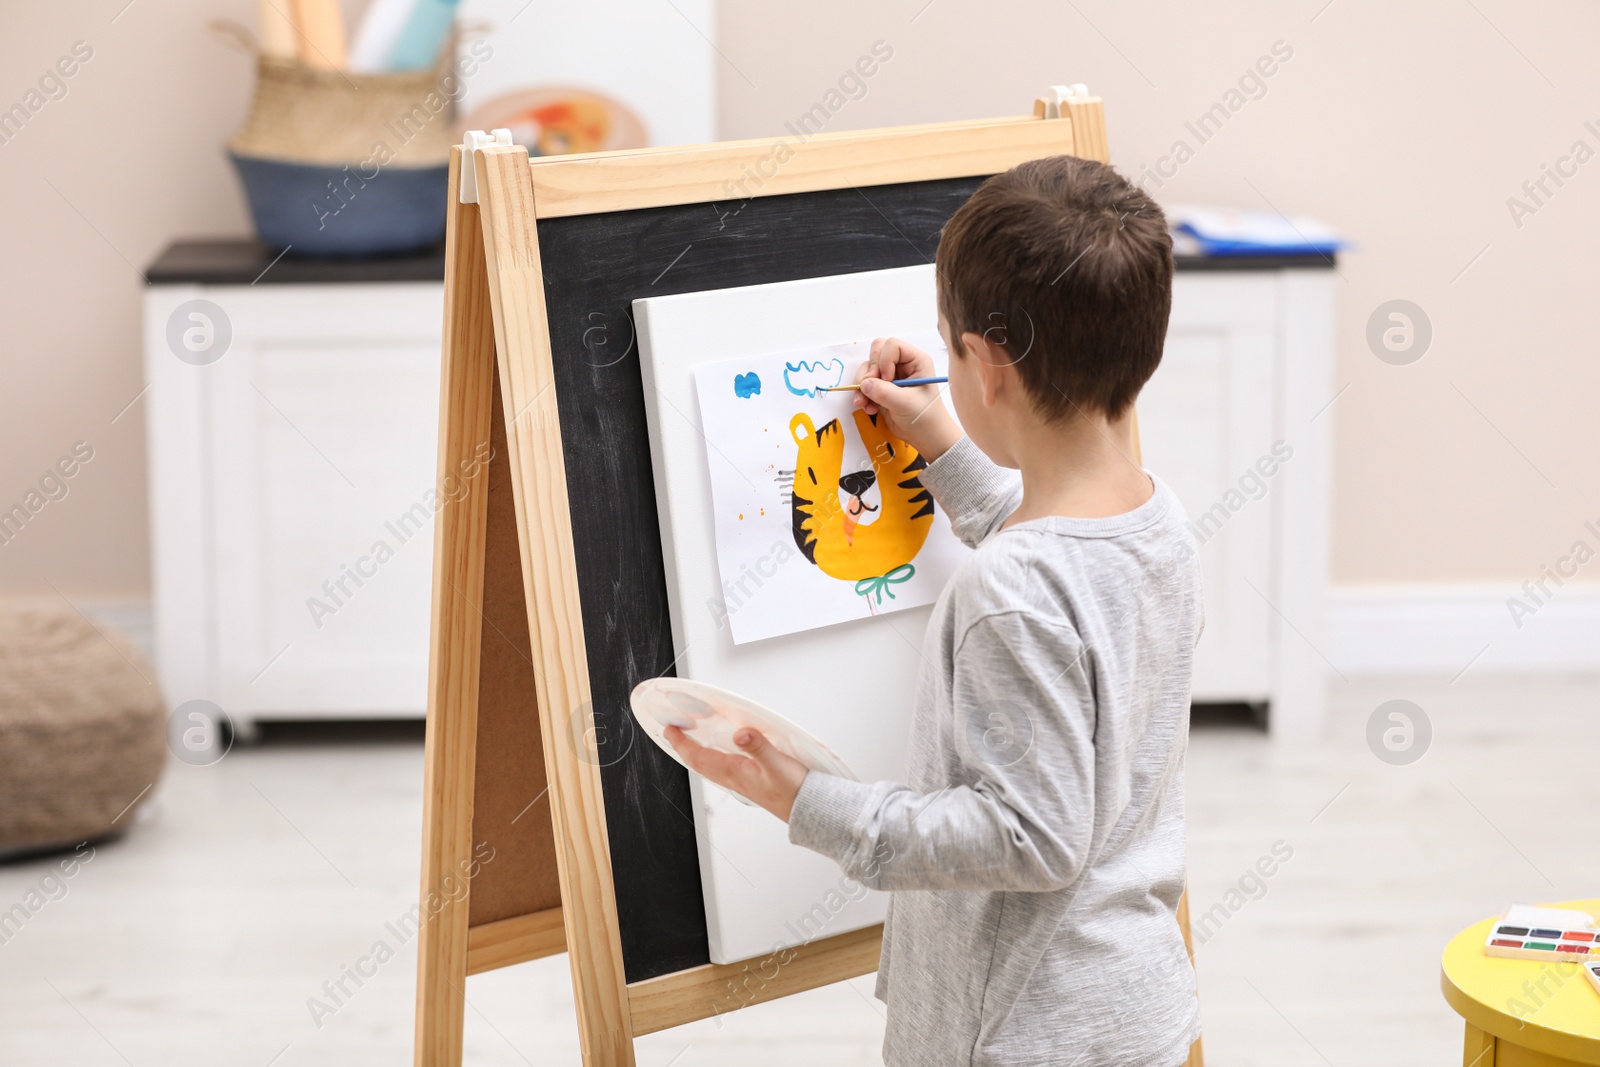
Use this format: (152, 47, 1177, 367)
(1331, 584, 1600, 675)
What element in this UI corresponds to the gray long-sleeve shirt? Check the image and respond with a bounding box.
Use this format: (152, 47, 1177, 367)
(788, 435, 1203, 1067)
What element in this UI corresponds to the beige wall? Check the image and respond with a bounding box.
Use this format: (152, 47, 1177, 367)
(1, 0, 272, 598)
(0, 0, 392, 600)
(3, 1, 1595, 599)
(717, 0, 1600, 587)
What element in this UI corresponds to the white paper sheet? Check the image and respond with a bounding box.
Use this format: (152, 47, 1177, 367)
(689, 330, 968, 644)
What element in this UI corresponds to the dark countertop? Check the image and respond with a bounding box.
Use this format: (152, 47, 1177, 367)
(146, 239, 447, 285)
(145, 238, 1337, 286)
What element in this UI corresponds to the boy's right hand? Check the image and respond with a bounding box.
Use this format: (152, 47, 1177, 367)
(854, 337, 963, 463)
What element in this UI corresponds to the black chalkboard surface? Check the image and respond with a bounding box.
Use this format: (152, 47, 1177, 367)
(535, 176, 986, 982)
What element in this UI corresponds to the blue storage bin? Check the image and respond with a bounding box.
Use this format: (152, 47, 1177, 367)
(230, 152, 447, 258)
(225, 55, 456, 258)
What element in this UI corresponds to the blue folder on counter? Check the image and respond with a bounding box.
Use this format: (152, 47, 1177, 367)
(1168, 205, 1344, 257)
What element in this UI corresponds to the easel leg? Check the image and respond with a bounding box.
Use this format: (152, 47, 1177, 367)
(473, 144, 638, 1066)
(1176, 888, 1204, 1067)
(415, 146, 499, 1067)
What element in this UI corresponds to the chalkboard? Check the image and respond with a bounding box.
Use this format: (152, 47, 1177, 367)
(533, 175, 986, 982)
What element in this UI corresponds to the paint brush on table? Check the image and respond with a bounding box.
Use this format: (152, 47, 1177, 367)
(821, 376, 947, 392)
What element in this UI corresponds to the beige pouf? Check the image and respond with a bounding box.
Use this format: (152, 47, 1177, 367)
(0, 605, 167, 856)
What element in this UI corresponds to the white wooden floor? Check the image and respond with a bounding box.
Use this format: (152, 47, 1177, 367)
(2, 674, 1596, 1066)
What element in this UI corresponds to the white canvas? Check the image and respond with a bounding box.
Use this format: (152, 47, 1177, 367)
(635, 264, 964, 964)
(688, 332, 967, 645)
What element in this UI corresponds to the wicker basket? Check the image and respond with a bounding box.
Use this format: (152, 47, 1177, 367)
(227, 54, 458, 257)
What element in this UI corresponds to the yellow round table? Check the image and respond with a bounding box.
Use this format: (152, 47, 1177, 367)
(1442, 899, 1600, 1066)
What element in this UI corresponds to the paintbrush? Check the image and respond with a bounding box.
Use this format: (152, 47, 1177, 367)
(821, 376, 947, 392)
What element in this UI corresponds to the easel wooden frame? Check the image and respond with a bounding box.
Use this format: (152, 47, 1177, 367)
(413, 95, 1203, 1067)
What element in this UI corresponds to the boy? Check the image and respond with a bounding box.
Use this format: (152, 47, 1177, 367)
(666, 155, 1202, 1066)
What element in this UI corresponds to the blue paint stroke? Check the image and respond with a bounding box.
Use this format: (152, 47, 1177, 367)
(783, 358, 845, 398)
(733, 371, 761, 398)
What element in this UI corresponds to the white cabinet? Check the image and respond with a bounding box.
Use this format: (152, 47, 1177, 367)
(1139, 267, 1336, 738)
(144, 280, 443, 729)
(143, 258, 1334, 737)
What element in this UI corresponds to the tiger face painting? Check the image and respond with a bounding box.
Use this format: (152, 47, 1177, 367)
(789, 409, 935, 582)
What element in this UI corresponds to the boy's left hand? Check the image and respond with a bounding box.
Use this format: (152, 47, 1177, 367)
(664, 725, 808, 822)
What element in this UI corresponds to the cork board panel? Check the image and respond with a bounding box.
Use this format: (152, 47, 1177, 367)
(467, 368, 561, 926)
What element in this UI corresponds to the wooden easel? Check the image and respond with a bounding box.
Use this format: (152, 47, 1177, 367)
(413, 88, 1203, 1067)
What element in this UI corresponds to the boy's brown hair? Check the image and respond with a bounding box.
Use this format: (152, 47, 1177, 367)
(935, 155, 1173, 421)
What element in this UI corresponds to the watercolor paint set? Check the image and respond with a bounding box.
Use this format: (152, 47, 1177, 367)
(1484, 905, 1600, 963)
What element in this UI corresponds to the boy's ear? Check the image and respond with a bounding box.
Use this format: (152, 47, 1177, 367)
(962, 330, 1011, 408)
